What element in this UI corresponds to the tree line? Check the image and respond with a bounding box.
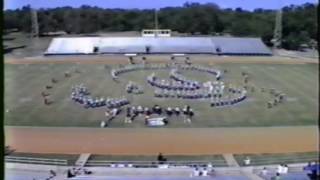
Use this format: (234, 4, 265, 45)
(3, 2, 318, 50)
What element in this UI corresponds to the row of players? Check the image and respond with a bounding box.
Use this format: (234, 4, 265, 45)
(101, 105, 195, 127)
(210, 93, 247, 107)
(124, 105, 195, 125)
(71, 95, 129, 109)
(71, 84, 129, 109)
(126, 105, 194, 117)
(153, 87, 245, 99)
(177, 64, 222, 80)
(126, 81, 144, 94)
(147, 73, 200, 91)
(169, 69, 200, 88)
(111, 63, 222, 80)
(153, 87, 247, 107)
(154, 88, 217, 99)
(111, 64, 170, 79)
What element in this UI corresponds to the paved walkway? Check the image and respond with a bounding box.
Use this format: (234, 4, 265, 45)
(223, 154, 240, 167)
(241, 171, 264, 180)
(222, 155, 263, 180)
(75, 153, 91, 167)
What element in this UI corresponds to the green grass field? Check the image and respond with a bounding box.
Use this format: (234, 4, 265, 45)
(4, 62, 318, 127)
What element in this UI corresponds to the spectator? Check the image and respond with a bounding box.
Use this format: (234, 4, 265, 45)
(202, 168, 208, 176)
(307, 162, 312, 167)
(304, 162, 319, 180)
(277, 164, 282, 174)
(110, 163, 116, 168)
(67, 169, 75, 178)
(283, 164, 288, 174)
(261, 167, 268, 176)
(272, 172, 281, 180)
(191, 167, 200, 177)
(244, 156, 251, 166)
(157, 153, 166, 164)
(49, 170, 56, 177)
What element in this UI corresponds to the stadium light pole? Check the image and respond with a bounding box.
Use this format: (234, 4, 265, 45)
(30, 5, 39, 38)
(30, 4, 40, 56)
(272, 0, 282, 49)
(154, 8, 159, 37)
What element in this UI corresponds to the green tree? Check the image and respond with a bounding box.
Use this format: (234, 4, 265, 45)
(3, 3, 318, 50)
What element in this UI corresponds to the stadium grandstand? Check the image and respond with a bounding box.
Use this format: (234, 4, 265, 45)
(44, 36, 272, 56)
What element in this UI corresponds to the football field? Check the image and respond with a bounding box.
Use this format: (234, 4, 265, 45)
(4, 57, 318, 128)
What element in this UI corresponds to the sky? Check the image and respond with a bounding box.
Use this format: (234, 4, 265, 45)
(4, 0, 317, 10)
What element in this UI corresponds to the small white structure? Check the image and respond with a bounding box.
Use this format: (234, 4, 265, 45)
(142, 29, 171, 37)
(124, 53, 137, 57)
(147, 117, 167, 126)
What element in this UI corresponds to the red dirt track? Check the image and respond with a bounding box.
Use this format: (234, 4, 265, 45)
(5, 55, 318, 65)
(5, 126, 318, 155)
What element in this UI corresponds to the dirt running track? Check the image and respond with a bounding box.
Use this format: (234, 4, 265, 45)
(5, 126, 318, 155)
(5, 55, 319, 65)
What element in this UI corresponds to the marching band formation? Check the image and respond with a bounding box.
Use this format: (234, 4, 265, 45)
(71, 84, 129, 109)
(170, 69, 201, 88)
(124, 105, 195, 126)
(147, 69, 247, 106)
(70, 62, 247, 112)
(174, 64, 222, 80)
(210, 89, 247, 107)
(110, 63, 247, 107)
(111, 64, 222, 80)
(111, 64, 169, 80)
(126, 81, 144, 94)
(65, 62, 251, 127)
(147, 73, 200, 91)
